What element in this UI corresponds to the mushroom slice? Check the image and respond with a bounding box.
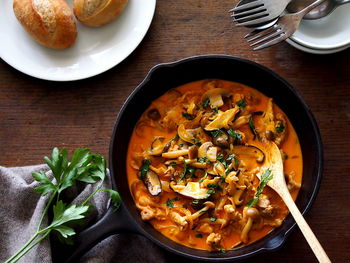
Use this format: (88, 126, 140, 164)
(143, 170, 162, 196)
(178, 124, 196, 144)
(170, 181, 210, 199)
(198, 142, 213, 158)
(204, 107, 239, 131)
(202, 88, 230, 109)
(231, 145, 265, 163)
(147, 136, 166, 156)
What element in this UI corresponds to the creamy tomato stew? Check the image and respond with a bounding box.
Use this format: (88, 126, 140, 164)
(126, 79, 302, 251)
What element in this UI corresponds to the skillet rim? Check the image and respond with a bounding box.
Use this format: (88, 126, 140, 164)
(108, 54, 324, 261)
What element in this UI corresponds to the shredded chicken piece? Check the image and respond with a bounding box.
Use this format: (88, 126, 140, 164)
(170, 211, 188, 231)
(197, 223, 213, 234)
(206, 233, 222, 250)
(141, 206, 156, 221)
(285, 171, 301, 191)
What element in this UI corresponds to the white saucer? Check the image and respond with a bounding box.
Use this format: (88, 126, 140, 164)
(290, 4, 350, 50)
(286, 38, 350, 54)
(0, 0, 156, 81)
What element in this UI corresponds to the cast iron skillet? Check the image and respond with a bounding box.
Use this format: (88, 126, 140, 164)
(65, 55, 323, 262)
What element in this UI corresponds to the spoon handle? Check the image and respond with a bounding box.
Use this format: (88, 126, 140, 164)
(279, 191, 331, 263)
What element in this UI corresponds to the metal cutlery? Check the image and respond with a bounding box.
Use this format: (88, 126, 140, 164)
(231, 0, 292, 26)
(288, 0, 350, 20)
(245, 0, 326, 50)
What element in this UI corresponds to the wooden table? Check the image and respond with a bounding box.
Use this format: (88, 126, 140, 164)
(1, 0, 349, 262)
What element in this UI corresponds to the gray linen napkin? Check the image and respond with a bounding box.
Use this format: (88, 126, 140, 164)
(0, 165, 167, 263)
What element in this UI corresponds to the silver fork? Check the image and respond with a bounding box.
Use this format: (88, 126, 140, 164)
(246, 0, 326, 50)
(231, 0, 292, 26)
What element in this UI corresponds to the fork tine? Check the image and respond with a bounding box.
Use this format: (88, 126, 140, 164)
(235, 15, 275, 26)
(253, 35, 287, 50)
(230, 0, 262, 12)
(231, 6, 266, 18)
(246, 27, 277, 41)
(250, 31, 282, 46)
(234, 12, 268, 23)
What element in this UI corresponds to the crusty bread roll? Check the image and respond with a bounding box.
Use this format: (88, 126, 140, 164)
(73, 0, 128, 27)
(13, 0, 77, 49)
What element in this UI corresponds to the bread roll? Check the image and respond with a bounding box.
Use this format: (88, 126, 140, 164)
(73, 0, 128, 27)
(13, 0, 77, 49)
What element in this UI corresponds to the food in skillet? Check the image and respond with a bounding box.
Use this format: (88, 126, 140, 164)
(127, 79, 302, 251)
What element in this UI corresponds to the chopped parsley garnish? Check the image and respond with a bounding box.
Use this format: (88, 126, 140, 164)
(166, 197, 180, 208)
(207, 184, 223, 191)
(226, 154, 240, 166)
(197, 156, 208, 163)
(246, 169, 273, 207)
(195, 104, 200, 110)
(202, 98, 210, 108)
(192, 199, 200, 205)
(195, 233, 203, 238)
(219, 248, 227, 253)
(207, 189, 216, 195)
(169, 161, 177, 167)
(236, 99, 247, 108)
(139, 159, 150, 181)
(227, 129, 243, 143)
(179, 163, 188, 181)
(191, 138, 201, 145)
(248, 117, 261, 141)
(209, 217, 216, 222)
(217, 153, 224, 162)
(188, 168, 196, 179)
(212, 107, 219, 115)
(182, 112, 195, 120)
(179, 143, 184, 147)
(276, 123, 285, 133)
(211, 130, 223, 137)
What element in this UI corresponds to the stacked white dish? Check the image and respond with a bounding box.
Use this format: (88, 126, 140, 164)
(286, 4, 350, 54)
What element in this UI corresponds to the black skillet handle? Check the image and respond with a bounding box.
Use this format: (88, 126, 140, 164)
(63, 203, 141, 263)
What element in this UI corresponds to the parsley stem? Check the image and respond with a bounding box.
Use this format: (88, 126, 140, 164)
(81, 185, 102, 206)
(4, 232, 40, 263)
(37, 190, 57, 232)
(10, 231, 51, 263)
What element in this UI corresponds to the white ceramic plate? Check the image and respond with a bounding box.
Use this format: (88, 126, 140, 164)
(286, 38, 350, 54)
(290, 4, 350, 50)
(0, 0, 156, 81)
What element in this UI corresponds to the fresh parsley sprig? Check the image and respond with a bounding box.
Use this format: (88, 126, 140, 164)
(5, 147, 121, 263)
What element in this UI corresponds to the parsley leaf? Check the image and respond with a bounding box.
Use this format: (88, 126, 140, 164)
(212, 107, 219, 115)
(236, 99, 247, 108)
(276, 123, 285, 133)
(246, 169, 273, 207)
(202, 98, 210, 108)
(227, 129, 243, 143)
(32, 171, 58, 195)
(195, 233, 203, 238)
(182, 112, 195, 120)
(166, 197, 180, 208)
(197, 156, 207, 163)
(211, 130, 223, 137)
(139, 159, 150, 181)
(209, 217, 216, 222)
(102, 189, 122, 211)
(248, 117, 261, 141)
(207, 189, 216, 195)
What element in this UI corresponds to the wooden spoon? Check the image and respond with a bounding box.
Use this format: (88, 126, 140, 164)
(260, 141, 331, 263)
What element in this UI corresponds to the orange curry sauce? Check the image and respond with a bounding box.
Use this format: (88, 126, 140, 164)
(126, 79, 302, 251)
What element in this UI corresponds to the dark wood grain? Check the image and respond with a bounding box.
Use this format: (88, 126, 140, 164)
(1, 0, 349, 262)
